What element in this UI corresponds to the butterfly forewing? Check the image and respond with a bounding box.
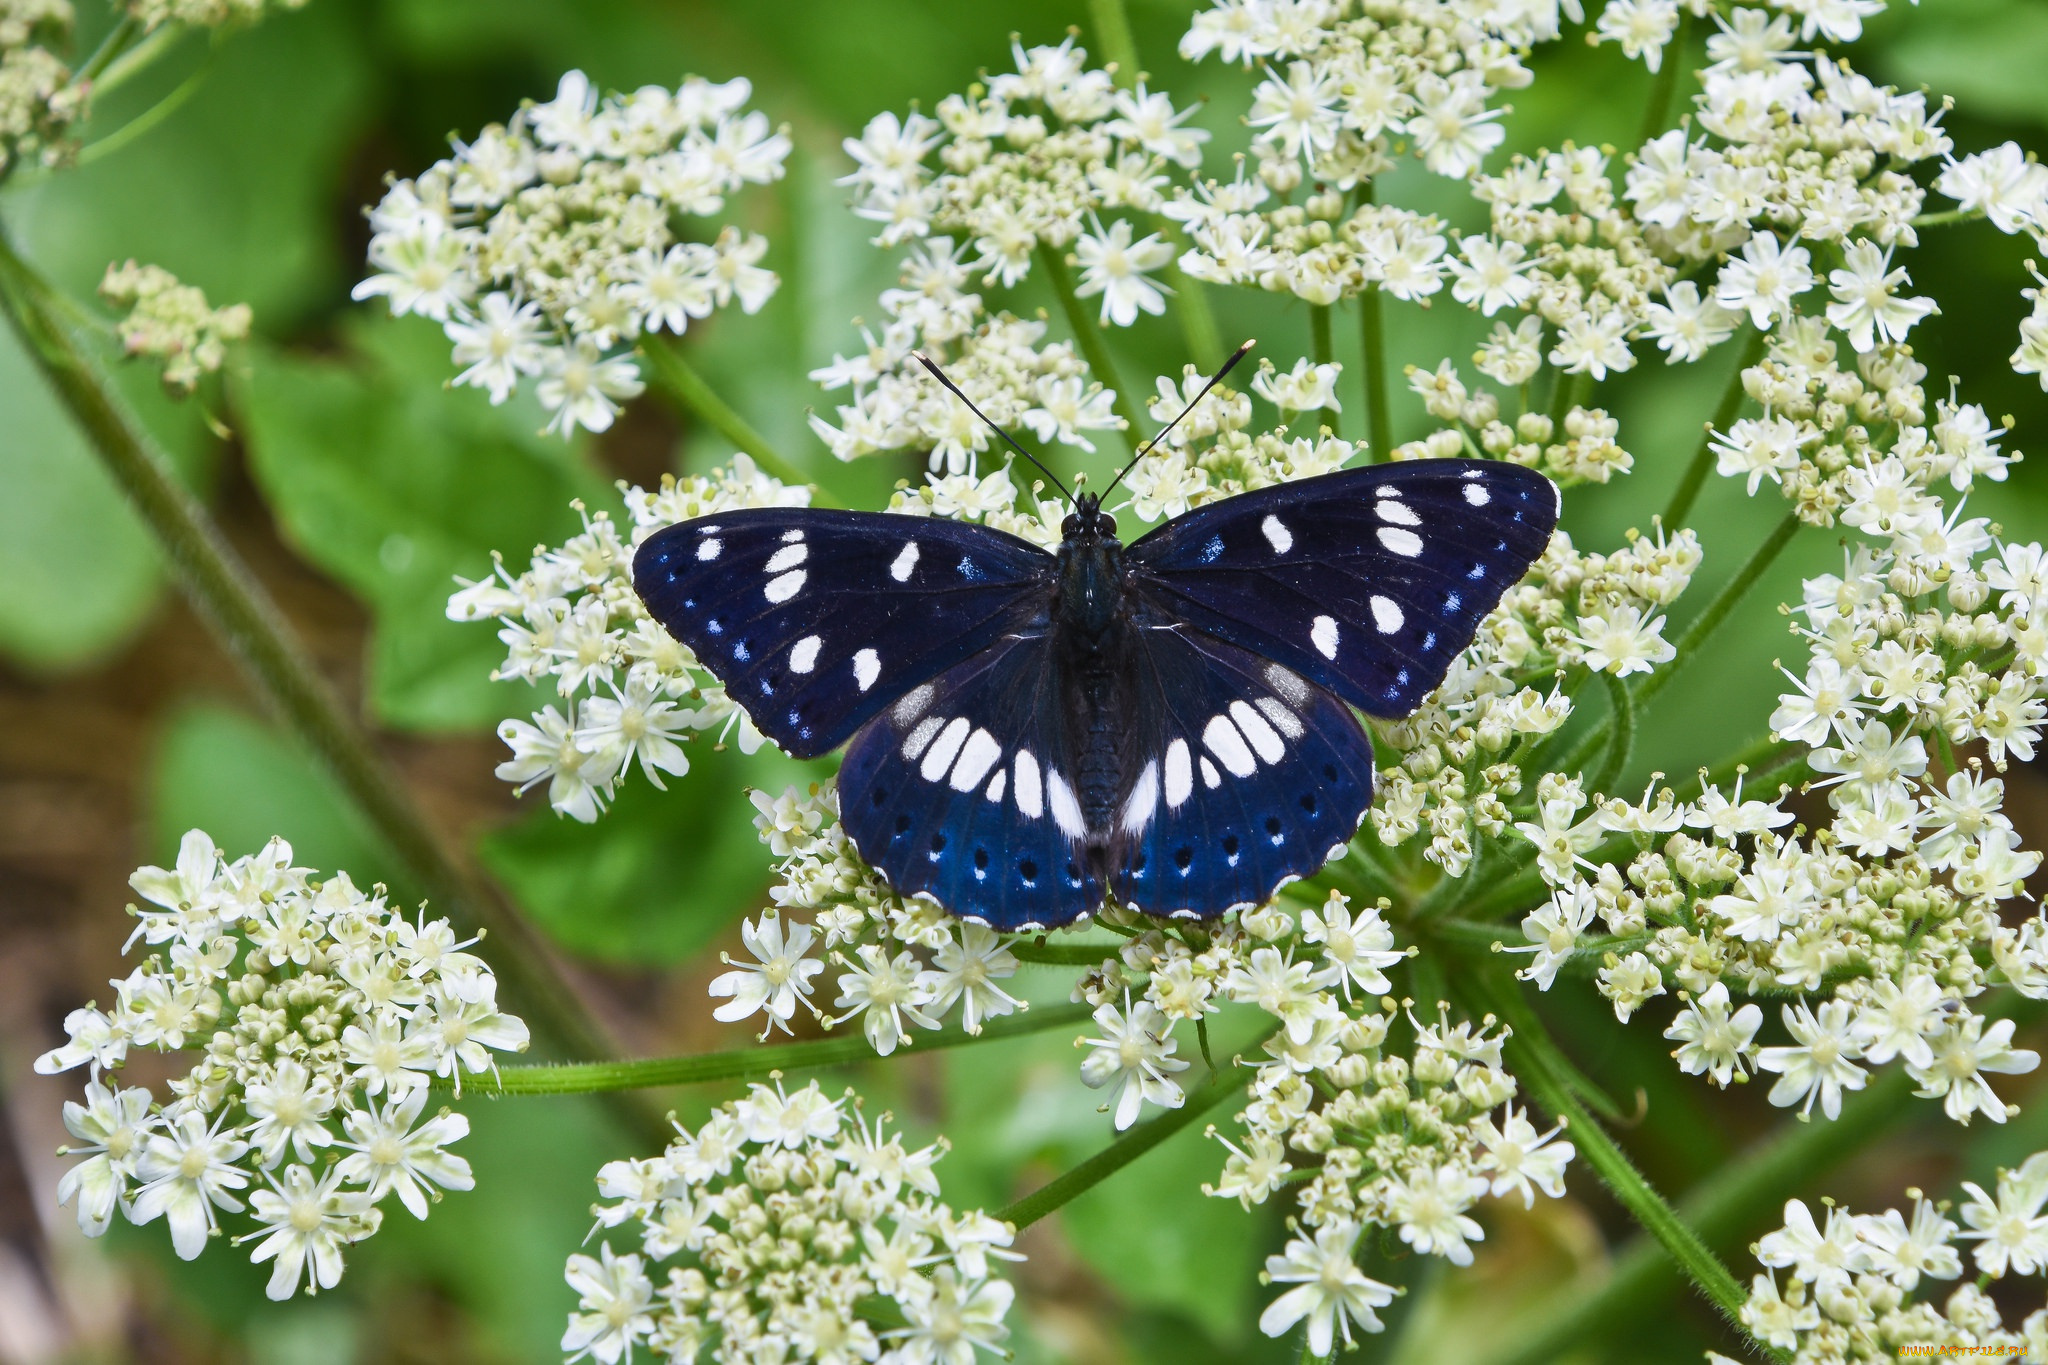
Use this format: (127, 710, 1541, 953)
(838, 632, 1104, 930)
(1110, 619, 1375, 916)
(1126, 460, 1558, 717)
(634, 509, 1054, 758)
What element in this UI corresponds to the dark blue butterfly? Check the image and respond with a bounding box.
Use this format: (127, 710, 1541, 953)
(633, 452, 1557, 931)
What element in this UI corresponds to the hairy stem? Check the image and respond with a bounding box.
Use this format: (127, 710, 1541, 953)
(1473, 972, 1771, 1353)
(0, 228, 629, 1080)
(1010, 940, 1124, 967)
(1357, 283, 1391, 459)
(1037, 242, 1146, 455)
(1910, 208, 1979, 230)
(1589, 672, 1638, 797)
(1638, 511, 1802, 710)
(455, 1003, 1095, 1096)
(997, 1023, 1280, 1229)
(1661, 327, 1765, 529)
(640, 337, 825, 497)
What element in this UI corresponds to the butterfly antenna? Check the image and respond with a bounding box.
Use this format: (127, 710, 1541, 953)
(1099, 339, 1256, 501)
(912, 352, 1075, 506)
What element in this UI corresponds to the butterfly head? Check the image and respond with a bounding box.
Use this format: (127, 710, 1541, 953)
(1060, 491, 1117, 544)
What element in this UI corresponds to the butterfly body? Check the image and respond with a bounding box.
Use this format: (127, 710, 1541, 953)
(634, 460, 1558, 931)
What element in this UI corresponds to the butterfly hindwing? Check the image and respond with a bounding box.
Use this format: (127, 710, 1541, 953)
(1125, 460, 1558, 717)
(634, 509, 1054, 758)
(1110, 617, 1376, 915)
(838, 633, 1104, 931)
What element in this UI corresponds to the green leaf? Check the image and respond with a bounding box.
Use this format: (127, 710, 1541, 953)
(232, 314, 611, 732)
(480, 743, 813, 965)
(1873, 0, 2048, 126)
(148, 698, 395, 889)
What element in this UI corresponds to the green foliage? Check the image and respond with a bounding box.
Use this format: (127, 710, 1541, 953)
(233, 315, 610, 732)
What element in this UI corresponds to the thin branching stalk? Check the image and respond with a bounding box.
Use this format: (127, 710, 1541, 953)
(1309, 302, 1341, 436)
(641, 336, 825, 498)
(0, 227, 629, 1079)
(78, 57, 213, 165)
(1662, 327, 1766, 528)
(1010, 940, 1125, 966)
(1638, 511, 1803, 710)
(454, 1003, 1096, 1097)
(1357, 283, 1390, 458)
(1036, 242, 1146, 454)
(1589, 672, 1638, 796)
(1636, 12, 1695, 146)
(1472, 971, 1776, 1357)
(997, 1021, 1281, 1228)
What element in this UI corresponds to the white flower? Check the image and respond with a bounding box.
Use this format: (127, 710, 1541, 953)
(894, 1266, 1014, 1365)
(34, 1005, 127, 1076)
(1079, 994, 1190, 1130)
(1406, 71, 1504, 179)
(537, 342, 646, 437)
(1565, 603, 1675, 677)
(1758, 1198, 1865, 1294)
(1257, 1221, 1396, 1354)
(1596, 0, 1681, 72)
(834, 943, 940, 1056)
(915, 925, 1022, 1034)
(352, 223, 473, 322)
(1248, 61, 1342, 164)
(1072, 218, 1174, 327)
(334, 1089, 475, 1219)
(1855, 1198, 1961, 1290)
(1908, 1014, 2039, 1125)
(446, 292, 549, 403)
(1666, 983, 1763, 1086)
(1252, 357, 1343, 413)
(1104, 83, 1208, 168)
(1757, 1000, 1867, 1120)
(1299, 892, 1403, 998)
(574, 675, 692, 788)
(1449, 237, 1536, 316)
(561, 1244, 657, 1365)
(131, 1110, 252, 1259)
(54, 1082, 155, 1236)
(1508, 885, 1597, 990)
(1937, 142, 2048, 234)
(1385, 1161, 1488, 1265)
(496, 704, 624, 822)
(1716, 234, 1814, 330)
(241, 1163, 380, 1300)
(1959, 1158, 2048, 1277)
(1643, 281, 1741, 363)
(708, 912, 825, 1034)
(1473, 1105, 1574, 1207)
(734, 1077, 844, 1149)
(1825, 240, 1935, 352)
(242, 1059, 338, 1169)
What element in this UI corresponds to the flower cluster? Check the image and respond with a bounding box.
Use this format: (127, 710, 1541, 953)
(447, 456, 808, 820)
(354, 70, 789, 436)
(124, 0, 305, 29)
(565, 1078, 1017, 1365)
(34, 830, 526, 1299)
(0, 0, 81, 174)
(98, 260, 252, 394)
(1112, 363, 1355, 520)
(1728, 1163, 2048, 1362)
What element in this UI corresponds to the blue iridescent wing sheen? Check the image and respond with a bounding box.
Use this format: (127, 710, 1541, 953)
(1124, 459, 1558, 717)
(633, 509, 1054, 759)
(837, 632, 1104, 931)
(1109, 614, 1375, 916)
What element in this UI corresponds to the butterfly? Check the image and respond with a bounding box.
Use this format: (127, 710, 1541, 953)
(633, 349, 1558, 931)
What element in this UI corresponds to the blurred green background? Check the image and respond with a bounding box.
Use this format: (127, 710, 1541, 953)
(2, 1, 2046, 1362)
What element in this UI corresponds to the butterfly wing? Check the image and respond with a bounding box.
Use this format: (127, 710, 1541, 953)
(837, 632, 1104, 931)
(1108, 616, 1376, 916)
(1124, 459, 1557, 717)
(634, 509, 1054, 758)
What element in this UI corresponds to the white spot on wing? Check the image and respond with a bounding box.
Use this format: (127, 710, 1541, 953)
(765, 569, 806, 602)
(853, 649, 880, 691)
(1311, 615, 1339, 659)
(1163, 738, 1193, 808)
(1046, 769, 1087, 839)
(789, 635, 821, 673)
(1254, 696, 1305, 740)
(1264, 662, 1309, 707)
(1370, 596, 1404, 634)
(765, 543, 809, 573)
(1203, 713, 1257, 777)
(781, 529, 805, 543)
(1199, 757, 1222, 789)
(1378, 527, 1423, 557)
(920, 717, 971, 782)
(1261, 514, 1293, 554)
(901, 715, 945, 761)
(1013, 750, 1043, 819)
(1120, 760, 1160, 835)
(889, 541, 920, 582)
(985, 770, 1006, 803)
(892, 682, 933, 724)
(1464, 482, 1490, 506)
(948, 728, 1002, 792)
(1230, 700, 1286, 764)
(1377, 500, 1421, 527)
(696, 538, 722, 561)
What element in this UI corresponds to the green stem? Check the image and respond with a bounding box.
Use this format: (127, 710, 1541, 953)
(76, 14, 142, 86)
(1547, 368, 1588, 432)
(1473, 972, 1769, 1352)
(1637, 511, 1801, 711)
(1158, 235, 1224, 373)
(1661, 327, 1765, 530)
(0, 228, 630, 1084)
(1357, 284, 1390, 459)
(1009, 940, 1123, 966)
(997, 1028, 1278, 1228)
(1036, 242, 1145, 457)
(1589, 672, 1637, 796)
(1636, 11, 1694, 145)
(85, 21, 186, 100)
(640, 337, 826, 499)
(1086, 0, 1142, 81)
(77, 56, 211, 165)
(454, 1002, 1095, 1097)
(1308, 302, 1340, 436)
(1910, 208, 1978, 230)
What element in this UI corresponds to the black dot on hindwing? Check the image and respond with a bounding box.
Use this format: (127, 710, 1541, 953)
(974, 848, 989, 870)
(929, 833, 947, 857)
(1300, 792, 1318, 816)
(1063, 862, 1083, 888)
(1265, 815, 1284, 844)
(871, 787, 888, 806)
(1323, 764, 1339, 781)
(1174, 846, 1193, 873)
(1019, 857, 1038, 885)
(894, 814, 911, 836)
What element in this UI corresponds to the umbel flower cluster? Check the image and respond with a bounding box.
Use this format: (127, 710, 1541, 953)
(35, 831, 529, 1299)
(98, 259, 252, 394)
(0, 0, 84, 174)
(567, 1079, 1018, 1365)
(354, 69, 790, 436)
(1726, 1161, 2048, 1360)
